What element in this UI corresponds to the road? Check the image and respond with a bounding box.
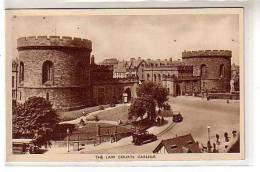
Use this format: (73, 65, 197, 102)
(84, 96, 240, 154)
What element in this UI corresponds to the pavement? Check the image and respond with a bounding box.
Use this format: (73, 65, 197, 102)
(84, 96, 240, 154)
(46, 96, 240, 154)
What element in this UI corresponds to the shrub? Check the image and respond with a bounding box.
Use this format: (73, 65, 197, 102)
(163, 103, 171, 110)
(99, 105, 105, 110)
(79, 119, 86, 126)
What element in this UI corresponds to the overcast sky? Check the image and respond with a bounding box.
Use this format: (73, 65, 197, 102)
(7, 12, 240, 64)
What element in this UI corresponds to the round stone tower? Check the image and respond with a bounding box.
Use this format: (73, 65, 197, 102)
(17, 36, 92, 110)
(182, 50, 232, 93)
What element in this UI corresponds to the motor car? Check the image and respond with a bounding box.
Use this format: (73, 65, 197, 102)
(132, 131, 157, 145)
(172, 113, 183, 122)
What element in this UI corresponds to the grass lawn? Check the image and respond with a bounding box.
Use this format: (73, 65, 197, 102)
(93, 105, 130, 122)
(58, 104, 130, 122)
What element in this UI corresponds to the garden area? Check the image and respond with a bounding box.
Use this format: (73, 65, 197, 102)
(12, 81, 173, 149)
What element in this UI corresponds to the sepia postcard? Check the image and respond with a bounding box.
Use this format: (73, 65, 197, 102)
(5, 8, 244, 163)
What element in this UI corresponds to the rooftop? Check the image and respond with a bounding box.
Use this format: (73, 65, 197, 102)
(153, 133, 201, 153)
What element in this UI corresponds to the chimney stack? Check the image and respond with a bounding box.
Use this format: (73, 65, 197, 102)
(91, 55, 95, 64)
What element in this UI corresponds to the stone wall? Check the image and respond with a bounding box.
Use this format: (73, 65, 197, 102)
(17, 36, 92, 110)
(182, 50, 231, 93)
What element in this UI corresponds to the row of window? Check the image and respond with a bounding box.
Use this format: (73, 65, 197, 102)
(18, 61, 86, 84)
(144, 64, 226, 81)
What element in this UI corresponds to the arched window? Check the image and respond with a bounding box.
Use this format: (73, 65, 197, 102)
(200, 64, 207, 78)
(158, 74, 161, 82)
(163, 74, 166, 79)
(154, 74, 157, 82)
(147, 73, 150, 81)
(42, 60, 54, 84)
(19, 61, 24, 83)
(219, 64, 225, 77)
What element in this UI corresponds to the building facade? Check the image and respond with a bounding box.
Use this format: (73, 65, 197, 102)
(12, 60, 18, 107)
(16, 36, 137, 111)
(182, 50, 231, 93)
(142, 50, 232, 96)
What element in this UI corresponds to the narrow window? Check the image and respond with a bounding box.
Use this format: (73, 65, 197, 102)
(19, 62, 24, 83)
(219, 64, 225, 77)
(20, 91, 22, 100)
(158, 74, 161, 82)
(200, 64, 207, 78)
(46, 92, 49, 101)
(147, 73, 150, 81)
(12, 76, 14, 88)
(42, 61, 54, 84)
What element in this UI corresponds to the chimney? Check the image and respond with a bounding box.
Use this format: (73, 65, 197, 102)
(169, 58, 173, 62)
(130, 58, 135, 61)
(91, 55, 95, 64)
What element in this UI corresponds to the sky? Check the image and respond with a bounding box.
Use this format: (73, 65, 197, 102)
(6, 11, 240, 64)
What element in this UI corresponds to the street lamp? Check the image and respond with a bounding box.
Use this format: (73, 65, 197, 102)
(207, 125, 211, 142)
(67, 128, 70, 152)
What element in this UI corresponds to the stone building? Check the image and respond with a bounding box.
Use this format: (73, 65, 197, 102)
(12, 60, 18, 107)
(182, 50, 231, 93)
(112, 57, 147, 80)
(16, 36, 137, 111)
(142, 50, 232, 96)
(17, 36, 92, 110)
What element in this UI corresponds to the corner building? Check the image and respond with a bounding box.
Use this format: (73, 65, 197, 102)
(17, 36, 92, 110)
(182, 50, 231, 93)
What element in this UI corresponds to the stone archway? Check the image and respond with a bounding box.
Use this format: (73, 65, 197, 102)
(123, 87, 132, 103)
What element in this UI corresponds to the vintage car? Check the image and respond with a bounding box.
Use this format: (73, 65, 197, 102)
(12, 139, 40, 154)
(172, 112, 183, 122)
(132, 131, 157, 145)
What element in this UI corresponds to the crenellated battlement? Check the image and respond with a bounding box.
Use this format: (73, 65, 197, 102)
(17, 36, 92, 50)
(182, 50, 232, 58)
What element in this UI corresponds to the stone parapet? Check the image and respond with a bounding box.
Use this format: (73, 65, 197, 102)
(17, 36, 92, 50)
(182, 50, 232, 58)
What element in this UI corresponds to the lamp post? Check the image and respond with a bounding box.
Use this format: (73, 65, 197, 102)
(207, 125, 211, 142)
(67, 128, 70, 152)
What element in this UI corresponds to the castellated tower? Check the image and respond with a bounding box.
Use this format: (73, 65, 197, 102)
(182, 50, 232, 93)
(17, 36, 92, 110)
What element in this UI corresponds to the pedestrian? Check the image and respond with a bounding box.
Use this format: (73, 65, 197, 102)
(216, 134, 220, 145)
(224, 132, 230, 142)
(212, 143, 218, 153)
(207, 141, 212, 153)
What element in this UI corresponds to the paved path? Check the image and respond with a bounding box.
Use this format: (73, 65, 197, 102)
(83, 96, 240, 154)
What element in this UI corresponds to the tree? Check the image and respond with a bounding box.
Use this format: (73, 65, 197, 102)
(12, 97, 59, 145)
(136, 81, 169, 109)
(128, 95, 156, 121)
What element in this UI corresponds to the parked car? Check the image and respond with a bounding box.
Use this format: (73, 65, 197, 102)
(172, 113, 183, 122)
(132, 131, 157, 145)
(12, 139, 40, 154)
(109, 103, 116, 107)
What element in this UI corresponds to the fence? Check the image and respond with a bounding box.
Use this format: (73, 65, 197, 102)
(52, 125, 132, 148)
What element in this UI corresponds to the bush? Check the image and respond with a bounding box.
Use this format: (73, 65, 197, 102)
(99, 105, 105, 110)
(163, 103, 171, 110)
(94, 115, 99, 122)
(12, 97, 59, 140)
(79, 119, 86, 126)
